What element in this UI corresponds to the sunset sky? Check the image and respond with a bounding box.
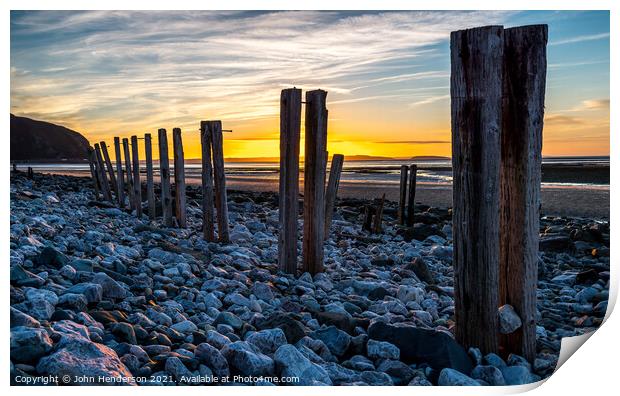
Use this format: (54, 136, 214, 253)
(10, 10, 610, 160)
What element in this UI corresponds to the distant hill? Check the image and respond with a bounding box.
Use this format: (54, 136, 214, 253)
(215, 154, 396, 163)
(409, 155, 450, 161)
(10, 114, 90, 162)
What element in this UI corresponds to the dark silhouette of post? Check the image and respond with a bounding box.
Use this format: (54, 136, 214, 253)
(200, 121, 215, 241)
(87, 147, 100, 199)
(398, 165, 408, 225)
(114, 137, 125, 207)
(122, 138, 134, 210)
(173, 128, 187, 228)
(372, 193, 386, 233)
(499, 25, 547, 362)
(130, 135, 142, 217)
(144, 133, 156, 220)
(406, 164, 418, 227)
(100, 141, 118, 196)
(324, 153, 344, 238)
(210, 121, 230, 243)
(94, 143, 112, 201)
(278, 88, 302, 274)
(158, 128, 173, 227)
(302, 89, 328, 275)
(451, 25, 503, 355)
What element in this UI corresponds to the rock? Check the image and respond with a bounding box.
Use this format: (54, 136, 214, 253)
(360, 370, 393, 385)
(255, 313, 308, 344)
(251, 282, 275, 301)
(343, 355, 375, 371)
(111, 323, 137, 344)
(36, 334, 133, 385)
(92, 272, 127, 299)
(498, 305, 522, 334)
(170, 320, 198, 334)
(500, 365, 533, 385)
(213, 312, 243, 330)
(310, 326, 351, 357)
(67, 283, 103, 304)
(367, 321, 473, 375)
(539, 236, 574, 252)
(23, 288, 58, 320)
(315, 311, 357, 334)
(366, 339, 400, 360)
(205, 330, 232, 350)
(245, 328, 287, 355)
(377, 359, 415, 385)
(471, 365, 505, 386)
(221, 341, 275, 376)
(195, 342, 230, 377)
(165, 356, 193, 381)
(274, 344, 332, 385)
(34, 246, 69, 268)
(10, 307, 40, 328)
(58, 293, 88, 312)
(69, 259, 94, 272)
(404, 257, 435, 284)
(438, 368, 480, 386)
(10, 326, 53, 364)
(295, 336, 336, 363)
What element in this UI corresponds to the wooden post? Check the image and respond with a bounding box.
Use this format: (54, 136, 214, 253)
(405, 164, 418, 227)
(114, 137, 125, 207)
(278, 88, 302, 273)
(372, 193, 386, 233)
(200, 121, 216, 242)
(451, 25, 503, 355)
(130, 135, 142, 217)
(362, 206, 373, 232)
(100, 141, 118, 196)
(324, 153, 344, 238)
(122, 138, 134, 210)
(94, 143, 112, 201)
(87, 147, 100, 199)
(210, 121, 230, 242)
(144, 133, 156, 220)
(302, 89, 328, 275)
(173, 128, 187, 228)
(158, 128, 173, 227)
(499, 25, 547, 362)
(398, 165, 408, 225)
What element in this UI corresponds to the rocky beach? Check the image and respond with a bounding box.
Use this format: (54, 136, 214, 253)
(10, 171, 610, 386)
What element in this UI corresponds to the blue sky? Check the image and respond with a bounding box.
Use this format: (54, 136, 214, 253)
(10, 10, 610, 158)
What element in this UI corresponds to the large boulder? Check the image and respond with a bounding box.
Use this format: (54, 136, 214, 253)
(36, 334, 133, 385)
(274, 344, 332, 385)
(367, 321, 473, 375)
(10, 326, 53, 364)
(310, 326, 351, 358)
(221, 341, 275, 377)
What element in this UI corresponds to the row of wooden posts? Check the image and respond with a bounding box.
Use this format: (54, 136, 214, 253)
(450, 24, 547, 362)
(87, 123, 230, 242)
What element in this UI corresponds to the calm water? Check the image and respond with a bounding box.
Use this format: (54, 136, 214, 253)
(13, 156, 610, 189)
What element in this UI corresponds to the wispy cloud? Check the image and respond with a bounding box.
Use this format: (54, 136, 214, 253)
(549, 32, 610, 46)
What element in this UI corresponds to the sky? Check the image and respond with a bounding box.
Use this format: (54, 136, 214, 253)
(10, 10, 610, 160)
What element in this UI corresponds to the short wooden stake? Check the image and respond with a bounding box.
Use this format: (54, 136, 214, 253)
(94, 143, 112, 201)
(362, 205, 373, 232)
(324, 153, 344, 238)
(406, 164, 418, 227)
(158, 128, 173, 227)
(200, 121, 216, 241)
(210, 121, 230, 242)
(113, 137, 125, 207)
(173, 128, 187, 228)
(100, 141, 118, 196)
(302, 89, 328, 275)
(398, 165, 408, 225)
(372, 193, 386, 233)
(122, 138, 134, 210)
(144, 133, 156, 220)
(451, 25, 503, 355)
(130, 136, 142, 217)
(499, 25, 547, 362)
(278, 88, 302, 273)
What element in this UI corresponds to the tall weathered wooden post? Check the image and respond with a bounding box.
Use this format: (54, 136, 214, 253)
(114, 137, 125, 207)
(324, 153, 344, 238)
(87, 147, 100, 199)
(130, 135, 142, 217)
(406, 164, 418, 227)
(122, 138, 134, 210)
(173, 128, 187, 228)
(302, 89, 328, 275)
(278, 88, 302, 274)
(499, 25, 547, 362)
(94, 143, 113, 201)
(100, 141, 118, 196)
(158, 128, 173, 227)
(200, 121, 215, 241)
(144, 133, 156, 220)
(398, 165, 408, 225)
(210, 121, 230, 243)
(451, 25, 503, 354)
